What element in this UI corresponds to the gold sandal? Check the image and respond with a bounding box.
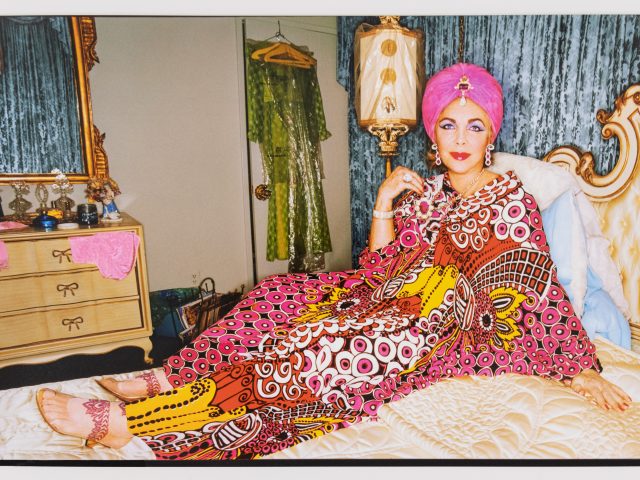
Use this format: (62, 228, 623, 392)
(95, 378, 144, 402)
(96, 371, 161, 402)
(35, 388, 107, 449)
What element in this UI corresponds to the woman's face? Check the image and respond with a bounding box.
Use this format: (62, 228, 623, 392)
(434, 98, 493, 175)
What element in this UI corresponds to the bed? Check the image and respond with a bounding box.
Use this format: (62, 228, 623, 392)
(1, 84, 639, 461)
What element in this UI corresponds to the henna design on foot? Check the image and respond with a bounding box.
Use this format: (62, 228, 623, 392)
(83, 399, 110, 442)
(139, 371, 161, 397)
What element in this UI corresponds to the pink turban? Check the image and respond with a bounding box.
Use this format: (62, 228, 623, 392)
(422, 63, 503, 143)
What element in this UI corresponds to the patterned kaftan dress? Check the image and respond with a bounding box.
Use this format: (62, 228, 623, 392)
(125, 171, 601, 460)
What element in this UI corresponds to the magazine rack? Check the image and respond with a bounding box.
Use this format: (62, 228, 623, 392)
(173, 277, 245, 344)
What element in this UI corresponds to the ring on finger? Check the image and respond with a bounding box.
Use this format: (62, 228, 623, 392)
(402, 173, 412, 183)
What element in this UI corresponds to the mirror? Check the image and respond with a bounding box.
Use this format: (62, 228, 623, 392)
(0, 16, 108, 185)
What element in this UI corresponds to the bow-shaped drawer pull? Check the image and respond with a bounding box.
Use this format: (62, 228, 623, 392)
(52, 248, 72, 263)
(57, 282, 79, 297)
(61, 316, 84, 331)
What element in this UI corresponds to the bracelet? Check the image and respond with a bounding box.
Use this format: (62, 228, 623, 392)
(372, 209, 394, 219)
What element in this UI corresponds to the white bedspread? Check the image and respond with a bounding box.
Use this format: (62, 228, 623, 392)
(1, 337, 638, 460)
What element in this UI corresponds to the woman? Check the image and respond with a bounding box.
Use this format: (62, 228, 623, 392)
(37, 63, 631, 460)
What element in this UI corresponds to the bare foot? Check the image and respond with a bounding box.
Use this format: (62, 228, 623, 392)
(37, 388, 133, 449)
(98, 369, 172, 401)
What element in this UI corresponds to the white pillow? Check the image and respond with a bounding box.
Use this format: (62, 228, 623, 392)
(490, 152, 630, 320)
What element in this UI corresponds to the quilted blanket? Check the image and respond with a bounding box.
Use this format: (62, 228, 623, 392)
(273, 337, 640, 459)
(0, 337, 637, 460)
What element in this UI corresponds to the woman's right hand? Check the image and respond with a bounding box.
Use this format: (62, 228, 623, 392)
(375, 166, 424, 211)
(564, 368, 632, 412)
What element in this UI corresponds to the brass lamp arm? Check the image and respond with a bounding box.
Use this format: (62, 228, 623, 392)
(367, 123, 410, 176)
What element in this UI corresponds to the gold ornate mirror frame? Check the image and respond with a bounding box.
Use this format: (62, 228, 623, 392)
(0, 16, 109, 185)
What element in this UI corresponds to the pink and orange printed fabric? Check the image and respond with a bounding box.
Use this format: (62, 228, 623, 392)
(125, 171, 600, 460)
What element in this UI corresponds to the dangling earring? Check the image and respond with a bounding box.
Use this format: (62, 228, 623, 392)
(485, 143, 495, 166)
(432, 143, 441, 166)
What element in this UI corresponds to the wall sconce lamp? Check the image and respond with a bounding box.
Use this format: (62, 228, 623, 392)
(354, 16, 425, 177)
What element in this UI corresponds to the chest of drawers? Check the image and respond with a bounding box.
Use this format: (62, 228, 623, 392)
(0, 213, 152, 368)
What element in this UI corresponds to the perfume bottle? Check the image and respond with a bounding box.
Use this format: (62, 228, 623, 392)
(51, 168, 75, 221)
(8, 181, 32, 222)
(32, 209, 58, 231)
(35, 184, 49, 215)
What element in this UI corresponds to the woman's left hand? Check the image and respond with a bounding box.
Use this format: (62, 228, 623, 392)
(564, 368, 632, 412)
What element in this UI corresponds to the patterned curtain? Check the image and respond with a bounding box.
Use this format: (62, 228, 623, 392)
(0, 16, 82, 174)
(338, 15, 640, 266)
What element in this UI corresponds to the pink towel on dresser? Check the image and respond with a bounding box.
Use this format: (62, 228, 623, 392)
(0, 221, 29, 231)
(0, 240, 8, 270)
(69, 231, 140, 280)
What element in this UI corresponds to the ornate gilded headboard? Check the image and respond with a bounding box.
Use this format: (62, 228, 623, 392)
(544, 84, 640, 350)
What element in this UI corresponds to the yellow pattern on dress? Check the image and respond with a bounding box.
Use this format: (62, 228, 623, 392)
(396, 265, 459, 375)
(126, 377, 225, 437)
(396, 265, 459, 318)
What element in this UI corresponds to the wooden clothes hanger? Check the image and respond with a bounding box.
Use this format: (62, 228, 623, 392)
(250, 21, 316, 69)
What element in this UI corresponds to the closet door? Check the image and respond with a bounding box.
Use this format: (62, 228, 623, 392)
(241, 17, 350, 282)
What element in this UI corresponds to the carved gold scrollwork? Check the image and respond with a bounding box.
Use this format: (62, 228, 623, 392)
(79, 17, 100, 71)
(379, 16, 401, 26)
(544, 83, 640, 202)
(72, 16, 109, 181)
(78, 17, 109, 180)
(368, 123, 411, 177)
(92, 125, 110, 178)
(367, 123, 410, 157)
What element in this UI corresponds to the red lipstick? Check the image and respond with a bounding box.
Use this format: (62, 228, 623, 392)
(450, 152, 470, 161)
